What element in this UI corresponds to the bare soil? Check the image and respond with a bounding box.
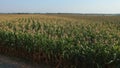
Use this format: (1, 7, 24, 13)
(0, 55, 52, 68)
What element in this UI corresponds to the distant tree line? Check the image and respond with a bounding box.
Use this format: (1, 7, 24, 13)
(0, 13, 120, 16)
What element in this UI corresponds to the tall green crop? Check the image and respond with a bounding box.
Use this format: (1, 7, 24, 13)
(0, 14, 119, 68)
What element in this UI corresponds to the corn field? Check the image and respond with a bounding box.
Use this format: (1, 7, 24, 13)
(0, 14, 120, 68)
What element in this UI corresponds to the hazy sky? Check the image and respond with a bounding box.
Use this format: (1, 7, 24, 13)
(0, 0, 120, 13)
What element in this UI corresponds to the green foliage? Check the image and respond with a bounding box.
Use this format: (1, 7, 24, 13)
(0, 15, 120, 67)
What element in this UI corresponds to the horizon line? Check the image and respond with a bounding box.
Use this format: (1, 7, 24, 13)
(0, 12, 120, 15)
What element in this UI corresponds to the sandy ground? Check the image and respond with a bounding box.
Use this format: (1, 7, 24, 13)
(0, 55, 52, 68)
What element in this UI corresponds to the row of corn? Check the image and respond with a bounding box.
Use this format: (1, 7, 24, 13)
(0, 15, 120, 68)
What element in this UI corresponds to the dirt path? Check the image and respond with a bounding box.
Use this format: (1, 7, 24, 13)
(0, 55, 52, 68)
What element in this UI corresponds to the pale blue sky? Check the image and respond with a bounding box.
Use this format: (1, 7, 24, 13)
(0, 0, 120, 13)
